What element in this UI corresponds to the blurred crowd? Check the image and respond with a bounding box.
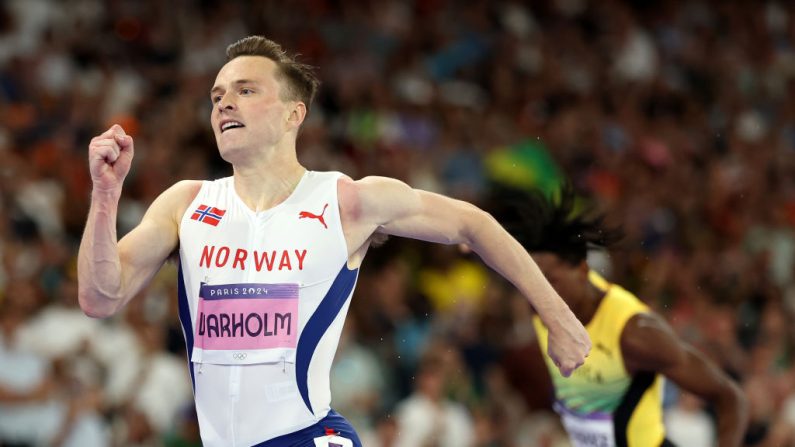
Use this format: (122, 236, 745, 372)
(0, 0, 794, 446)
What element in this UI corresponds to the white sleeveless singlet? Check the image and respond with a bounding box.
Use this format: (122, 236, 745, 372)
(176, 171, 359, 447)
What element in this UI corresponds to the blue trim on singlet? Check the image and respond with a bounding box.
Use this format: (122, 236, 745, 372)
(176, 263, 196, 391)
(251, 409, 363, 447)
(295, 265, 359, 415)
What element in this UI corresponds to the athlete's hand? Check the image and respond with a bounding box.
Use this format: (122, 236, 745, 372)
(547, 312, 591, 377)
(88, 124, 134, 193)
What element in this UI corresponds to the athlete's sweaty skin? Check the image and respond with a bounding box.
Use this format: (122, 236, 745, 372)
(78, 51, 589, 378)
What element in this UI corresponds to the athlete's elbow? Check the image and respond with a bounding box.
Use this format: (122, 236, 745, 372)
(78, 299, 113, 319)
(81, 306, 113, 319)
(713, 378, 748, 423)
(77, 289, 120, 319)
(725, 380, 748, 419)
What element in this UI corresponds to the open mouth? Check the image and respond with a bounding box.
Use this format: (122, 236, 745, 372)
(221, 121, 245, 133)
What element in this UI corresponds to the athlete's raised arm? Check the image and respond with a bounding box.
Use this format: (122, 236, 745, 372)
(338, 175, 590, 377)
(622, 312, 748, 447)
(77, 124, 200, 318)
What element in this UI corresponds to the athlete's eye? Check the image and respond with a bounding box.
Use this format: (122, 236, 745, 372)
(240, 88, 253, 95)
(212, 95, 223, 104)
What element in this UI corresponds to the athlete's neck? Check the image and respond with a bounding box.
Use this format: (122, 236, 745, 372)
(571, 283, 604, 326)
(232, 149, 306, 212)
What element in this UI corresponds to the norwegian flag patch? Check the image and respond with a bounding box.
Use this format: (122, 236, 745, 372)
(190, 205, 226, 226)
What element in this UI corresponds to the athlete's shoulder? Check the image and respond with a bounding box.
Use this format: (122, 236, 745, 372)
(337, 175, 412, 200)
(621, 311, 683, 373)
(335, 174, 392, 222)
(164, 179, 204, 203)
(148, 180, 204, 224)
(593, 271, 649, 313)
(335, 174, 355, 192)
(334, 178, 369, 245)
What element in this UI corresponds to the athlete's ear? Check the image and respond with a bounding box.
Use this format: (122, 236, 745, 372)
(287, 101, 307, 130)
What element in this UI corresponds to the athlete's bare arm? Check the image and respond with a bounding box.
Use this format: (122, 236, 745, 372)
(338, 175, 590, 377)
(622, 313, 748, 447)
(77, 124, 199, 318)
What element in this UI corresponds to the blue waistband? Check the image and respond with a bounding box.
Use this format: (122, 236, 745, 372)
(251, 410, 362, 447)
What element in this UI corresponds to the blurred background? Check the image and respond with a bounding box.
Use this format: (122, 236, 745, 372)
(0, 0, 794, 446)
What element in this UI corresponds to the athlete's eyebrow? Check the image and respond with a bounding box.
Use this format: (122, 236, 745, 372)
(210, 79, 258, 95)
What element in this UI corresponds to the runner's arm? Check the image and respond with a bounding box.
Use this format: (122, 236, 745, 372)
(346, 175, 590, 376)
(622, 313, 748, 447)
(77, 180, 199, 318)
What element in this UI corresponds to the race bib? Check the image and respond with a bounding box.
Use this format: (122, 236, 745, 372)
(192, 282, 299, 365)
(313, 435, 354, 447)
(556, 403, 615, 447)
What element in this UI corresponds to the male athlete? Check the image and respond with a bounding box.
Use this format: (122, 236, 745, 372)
(488, 185, 748, 447)
(77, 36, 590, 447)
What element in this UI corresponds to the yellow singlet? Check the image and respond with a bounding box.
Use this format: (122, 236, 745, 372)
(532, 271, 666, 447)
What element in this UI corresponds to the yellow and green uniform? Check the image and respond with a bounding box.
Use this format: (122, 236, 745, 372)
(533, 271, 668, 447)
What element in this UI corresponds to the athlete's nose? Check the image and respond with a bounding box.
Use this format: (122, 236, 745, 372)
(217, 94, 237, 113)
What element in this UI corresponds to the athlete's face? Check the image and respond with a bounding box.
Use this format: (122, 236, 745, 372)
(210, 56, 299, 160)
(532, 252, 589, 306)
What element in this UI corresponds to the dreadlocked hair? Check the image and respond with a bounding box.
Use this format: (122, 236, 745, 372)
(485, 183, 623, 265)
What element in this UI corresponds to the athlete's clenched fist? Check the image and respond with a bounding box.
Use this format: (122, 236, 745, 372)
(88, 124, 134, 193)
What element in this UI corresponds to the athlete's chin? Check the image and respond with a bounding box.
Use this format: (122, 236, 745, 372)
(218, 145, 249, 164)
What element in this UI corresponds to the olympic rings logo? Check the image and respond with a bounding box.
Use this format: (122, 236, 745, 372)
(233, 353, 247, 360)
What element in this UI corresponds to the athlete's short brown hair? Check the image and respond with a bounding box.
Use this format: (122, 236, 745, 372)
(226, 36, 320, 110)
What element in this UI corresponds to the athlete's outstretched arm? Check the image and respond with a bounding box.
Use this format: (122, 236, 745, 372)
(77, 124, 198, 318)
(622, 313, 748, 446)
(340, 176, 590, 377)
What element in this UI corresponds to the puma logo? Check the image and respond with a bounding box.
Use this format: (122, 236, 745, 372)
(299, 203, 329, 229)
